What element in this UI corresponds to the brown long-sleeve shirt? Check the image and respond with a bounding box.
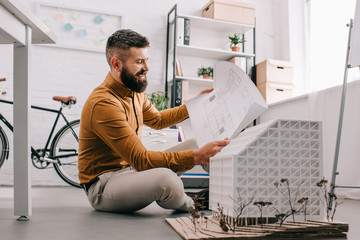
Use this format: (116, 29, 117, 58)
(78, 72, 194, 185)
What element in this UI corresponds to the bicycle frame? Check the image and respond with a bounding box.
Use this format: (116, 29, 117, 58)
(0, 99, 78, 163)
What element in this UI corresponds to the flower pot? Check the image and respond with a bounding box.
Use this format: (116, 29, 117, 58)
(202, 74, 211, 79)
(231, 46, 240, 52)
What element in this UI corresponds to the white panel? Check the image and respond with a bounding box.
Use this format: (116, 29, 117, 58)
(349, 0, 360, 67)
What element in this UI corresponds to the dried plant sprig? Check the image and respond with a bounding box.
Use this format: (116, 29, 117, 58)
(217, 202, 236, 232)
(293, 181, 305, 208)
(274, 213, 288, 226)
(254, 201, 273, 226)
(204, 216, 208, 228)
(189, 208, 200, 232)
(274, 178, 296, 222)
(188, 194, 205, 232)
(297, 197, 309, 221)
(273, 178, 308, 225)
(316, 177, 341, 222)
(272, 206, 303, 227)
(229, 188, 255, 227)
(217, 203, 229, 232)
(328, 192, 343, 221)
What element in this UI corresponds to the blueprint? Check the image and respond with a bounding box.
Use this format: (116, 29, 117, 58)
(185, 61, 268, 147)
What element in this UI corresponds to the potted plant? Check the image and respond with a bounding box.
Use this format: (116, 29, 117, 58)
(197, 66, 214, 79)
(228, 33, 246, 52)
(146, 91, 168, 111)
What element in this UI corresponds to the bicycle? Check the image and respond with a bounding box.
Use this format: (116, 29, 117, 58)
(0, 95, 81, 188)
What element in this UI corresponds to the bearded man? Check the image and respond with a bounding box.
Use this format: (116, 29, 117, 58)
(78, 29, 229, 213)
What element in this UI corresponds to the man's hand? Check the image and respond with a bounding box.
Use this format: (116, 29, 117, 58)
(193, 138, 230, 165)
(197, 88, 214, 96)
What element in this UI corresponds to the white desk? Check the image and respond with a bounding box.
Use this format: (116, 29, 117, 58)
(0, 0, 55, 219)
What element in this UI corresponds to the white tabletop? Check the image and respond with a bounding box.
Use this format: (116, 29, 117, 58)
(0, 0, 56, 44)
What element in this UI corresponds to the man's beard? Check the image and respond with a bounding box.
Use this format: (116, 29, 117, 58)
(121, 67, 148, 93)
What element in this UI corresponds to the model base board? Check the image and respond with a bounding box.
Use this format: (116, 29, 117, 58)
(166, 216, 348, 240)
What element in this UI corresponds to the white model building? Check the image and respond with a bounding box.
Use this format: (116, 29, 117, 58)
(209, 119, 323, 225)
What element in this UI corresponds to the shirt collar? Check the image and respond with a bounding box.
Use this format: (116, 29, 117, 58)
(105, 72, 133, 98)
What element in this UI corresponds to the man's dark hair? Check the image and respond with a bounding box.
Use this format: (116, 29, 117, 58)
(106, 29, 150, 68)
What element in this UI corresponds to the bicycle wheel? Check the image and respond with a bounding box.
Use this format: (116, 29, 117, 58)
(50, 119, 81, 188)
(0, 127, 10, 168)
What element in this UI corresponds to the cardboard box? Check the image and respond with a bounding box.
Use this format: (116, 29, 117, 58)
(257, 82, 293, 104)
(256, 59, 294, 85)
(202, 0, 255, 26)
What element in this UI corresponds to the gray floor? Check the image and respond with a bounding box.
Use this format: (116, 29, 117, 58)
(0, 186, 359, 240)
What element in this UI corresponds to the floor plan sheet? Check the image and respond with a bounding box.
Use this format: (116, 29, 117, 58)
(185, 61, 268, 147)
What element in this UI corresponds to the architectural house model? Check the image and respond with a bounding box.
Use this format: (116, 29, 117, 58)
(209, 119, 323, 225)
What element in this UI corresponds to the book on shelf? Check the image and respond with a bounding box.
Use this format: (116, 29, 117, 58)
(176, 18, 184, 45)
(181, 80, 189, 104)
(174, 79, 182, 106)
(175, 18, 190, 46)
(175, 58, 183, 77)
(183, 18, 190, 45)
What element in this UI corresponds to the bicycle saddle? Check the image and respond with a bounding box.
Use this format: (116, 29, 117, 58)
(52, 96, 77, 105)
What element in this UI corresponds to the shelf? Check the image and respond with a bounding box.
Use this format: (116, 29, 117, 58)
(176, 45, 254, 60)
(177, 76, 214, 84)
(178, 14, 254, 34)
(169, 76, 214, 85)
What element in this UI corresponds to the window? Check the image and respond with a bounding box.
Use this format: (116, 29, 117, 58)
(309, 0, 360, 92)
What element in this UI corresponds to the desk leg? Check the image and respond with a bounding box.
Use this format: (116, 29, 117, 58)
(13, 25, 32, 219)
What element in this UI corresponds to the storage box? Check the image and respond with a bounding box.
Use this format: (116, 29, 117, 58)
(257, 81, 293, 104)
(256, 59, 294, 103)
(256, 59, 294, 85)
(202, 0, 255, 26)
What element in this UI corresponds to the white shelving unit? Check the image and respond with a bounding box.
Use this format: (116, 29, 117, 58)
(164, 4, 256, 188)
(165, 4, 256, 107)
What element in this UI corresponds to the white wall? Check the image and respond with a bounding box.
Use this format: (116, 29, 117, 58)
(288, 0, 309, 95)
(0, 0, 292, 186)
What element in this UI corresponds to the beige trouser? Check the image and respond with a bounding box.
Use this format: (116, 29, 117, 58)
(86, 138, 201, 213)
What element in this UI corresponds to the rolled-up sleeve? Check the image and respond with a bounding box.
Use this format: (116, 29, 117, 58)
(142, 95, 189, 129)
(91, 99, 194, 172)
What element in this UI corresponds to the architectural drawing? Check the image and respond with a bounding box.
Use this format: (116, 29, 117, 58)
(201, 92, 234, 140)
(186, 61, 267, 147)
